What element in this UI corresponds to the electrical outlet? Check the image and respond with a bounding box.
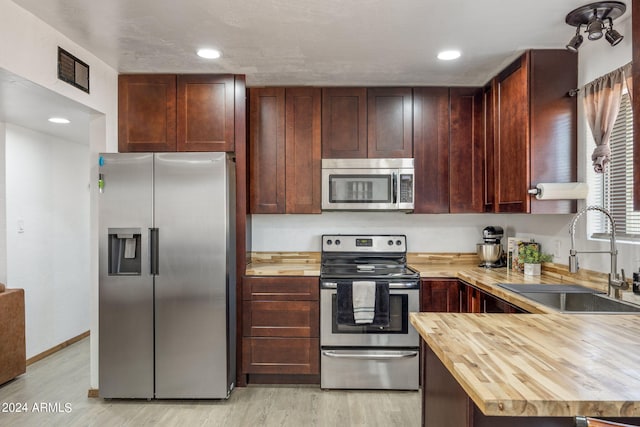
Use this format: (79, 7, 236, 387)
(553, 239, 562, 259)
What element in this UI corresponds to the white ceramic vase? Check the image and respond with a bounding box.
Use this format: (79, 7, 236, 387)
(523, 263, 541, 276)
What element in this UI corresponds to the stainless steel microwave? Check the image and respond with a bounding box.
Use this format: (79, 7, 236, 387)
(321, 158, 414, 211)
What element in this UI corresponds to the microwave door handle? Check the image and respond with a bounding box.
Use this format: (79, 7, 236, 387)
(392, 172, 397, 204)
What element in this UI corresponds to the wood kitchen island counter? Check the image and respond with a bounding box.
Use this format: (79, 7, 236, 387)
(410, 312, 640, 426)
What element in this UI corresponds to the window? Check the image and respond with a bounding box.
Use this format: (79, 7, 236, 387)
(588, 92, 640, 241)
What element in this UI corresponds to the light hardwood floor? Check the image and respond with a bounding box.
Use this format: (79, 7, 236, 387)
(0, 339, 421, 426)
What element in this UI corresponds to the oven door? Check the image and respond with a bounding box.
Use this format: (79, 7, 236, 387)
(320, 280, 419, 348)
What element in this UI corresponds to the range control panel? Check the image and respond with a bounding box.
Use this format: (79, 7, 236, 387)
(399, 174, 414, 203)
(322, 235, 407, 253)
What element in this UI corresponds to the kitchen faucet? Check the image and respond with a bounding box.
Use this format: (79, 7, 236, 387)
(569, 205, 627, 298)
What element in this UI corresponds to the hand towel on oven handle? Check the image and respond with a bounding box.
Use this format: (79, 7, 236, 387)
(353, 281, 376, 324)
(336, 281, 389, 326)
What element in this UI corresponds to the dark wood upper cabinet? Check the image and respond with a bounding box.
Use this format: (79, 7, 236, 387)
(118, 74, 177, 152)
(449, 87, 484, 213)
(322, 88, 367, 158)
(494, 55, 530, 213)
(413, 87, 484, 214)
(413, 87, 450, 213)
(528, 50, 577, 214)
(248, 87, 321, 214)
(249, 87, 286, 214)
(177, 74, 235, 152)
(367, 88, 413, 158)
(492, 50, 577, 213)
(285, 88, 322, 214)
(483, 83, 496, 212)
(119, 74, 240, 153)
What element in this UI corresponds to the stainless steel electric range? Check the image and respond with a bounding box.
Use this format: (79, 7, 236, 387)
(319, 234, 420, 390)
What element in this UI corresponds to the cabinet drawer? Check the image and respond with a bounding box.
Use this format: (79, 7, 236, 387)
(242, 337, 319, 375)
(243, 276, 319, 301)
(243, 300, 319, 337)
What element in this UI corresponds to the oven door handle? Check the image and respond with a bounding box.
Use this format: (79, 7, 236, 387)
(321, 350, 418, 360)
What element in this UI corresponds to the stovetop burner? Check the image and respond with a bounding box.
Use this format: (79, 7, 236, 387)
(320, 234, 419, 281)
(320, 265, 419, 280)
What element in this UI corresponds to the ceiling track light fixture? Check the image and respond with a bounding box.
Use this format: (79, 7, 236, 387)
(565, 1, 626, 51)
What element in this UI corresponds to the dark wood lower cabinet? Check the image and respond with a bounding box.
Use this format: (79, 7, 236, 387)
(242, 337, 319, 375)
(422, 346, 640, 427)
(421, 279, 461, 312)
(461, 280, 525, 313)
(241, 276, 319, 384)
(421, 279, 524, 314)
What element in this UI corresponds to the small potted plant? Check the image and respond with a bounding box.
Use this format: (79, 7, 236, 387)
(518, 242, 553, 276)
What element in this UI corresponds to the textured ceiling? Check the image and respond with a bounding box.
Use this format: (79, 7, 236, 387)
(12, 0, 628, 87)
(3, 0, 633, 145)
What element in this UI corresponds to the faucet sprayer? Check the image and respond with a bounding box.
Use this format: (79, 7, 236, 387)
(568, 205, 627, 298)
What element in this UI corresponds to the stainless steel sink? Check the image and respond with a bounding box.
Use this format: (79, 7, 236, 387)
(497, 283, 640, 313)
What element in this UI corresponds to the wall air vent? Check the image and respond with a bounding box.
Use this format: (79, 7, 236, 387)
(57, 47, 90, 93)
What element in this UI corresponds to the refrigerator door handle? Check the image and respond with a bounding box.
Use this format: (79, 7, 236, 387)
(150, 228, 159, 275)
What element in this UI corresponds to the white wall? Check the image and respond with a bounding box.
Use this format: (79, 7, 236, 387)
(0, 122, 6, 284)
(5, 124, 90, 358)
(0, 0, 119, 388)
(252, 14, 640, 276)
(0, 0, 118, 145)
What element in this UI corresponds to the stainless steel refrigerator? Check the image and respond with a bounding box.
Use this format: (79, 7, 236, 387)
(98, 152, 236, 399)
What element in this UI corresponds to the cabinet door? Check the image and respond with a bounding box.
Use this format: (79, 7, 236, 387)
(243, 300, 319, 337)
(242, 337, 319, 375)
(494, 55, 530, 213)
(249, 88, 286, 213)
(413, 88, 450, 213)
(529, 50, 578, 214)
(450, 87, 484, 213)
(421, 279, 461, 312)
(483, 295, 526, 313)
(322, 88, 367, 158)
(483, 83, 496, 212)
(243, 276, 319, 301)
(118, 74, 176, 152)
(285, 88, 322, 213)
(463, 283, 482, 313)
(367, 88, 413, 158)
(177, 74, 235, 152)
(460, 281, 526, 313)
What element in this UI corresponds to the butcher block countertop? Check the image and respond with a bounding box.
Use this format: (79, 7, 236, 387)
(245, 252, 640, 313)
(410, 312, 640, 418)
(246, 252, 321, 276)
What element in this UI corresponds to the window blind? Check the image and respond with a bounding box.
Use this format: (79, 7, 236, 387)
(588, 93, 640, 241)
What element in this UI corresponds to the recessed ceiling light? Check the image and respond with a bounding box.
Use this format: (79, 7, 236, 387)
(48, 117, 70, 124)
(197, 48, 222, 59)
(437, 50, 461, 61)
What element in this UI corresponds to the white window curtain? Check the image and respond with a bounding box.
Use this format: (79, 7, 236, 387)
(583, 64, 629, 173)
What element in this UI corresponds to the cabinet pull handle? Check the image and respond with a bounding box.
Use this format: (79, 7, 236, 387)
(392, 172, 398, 204)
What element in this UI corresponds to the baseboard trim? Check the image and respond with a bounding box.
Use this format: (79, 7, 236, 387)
(87, 388, 99, 398)
(26, 330, 90, 366)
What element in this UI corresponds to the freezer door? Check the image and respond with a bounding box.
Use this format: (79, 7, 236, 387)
(98, 153, 154, 399)
(154, 152, 232, 398)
